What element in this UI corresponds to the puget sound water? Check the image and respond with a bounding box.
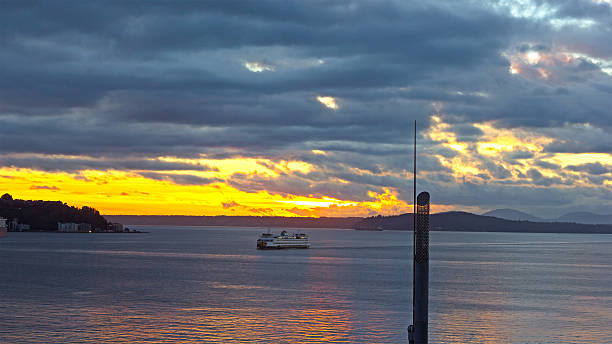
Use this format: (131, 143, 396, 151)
(1, 227, 611, 343)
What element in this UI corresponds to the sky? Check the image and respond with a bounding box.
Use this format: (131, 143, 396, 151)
(0, 0, 611, 218)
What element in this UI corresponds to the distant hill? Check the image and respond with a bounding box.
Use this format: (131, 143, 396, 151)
(483, 208, 612, 225)
(482, 209, 544, 222)
(353, 211, 612, 234)
(103, 215, 361, 229)
(104, 213, 612, 234)
(557, 212, 612, 225)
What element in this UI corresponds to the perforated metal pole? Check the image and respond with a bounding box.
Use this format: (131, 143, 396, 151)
(410, 120, 417, 343)
(409, 191, 430, 343)
(415, 192, 430, 343)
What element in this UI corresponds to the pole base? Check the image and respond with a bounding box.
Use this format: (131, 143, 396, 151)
(408, 324, 414, 344)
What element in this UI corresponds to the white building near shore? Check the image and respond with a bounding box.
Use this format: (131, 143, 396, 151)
(58, 222, 79, 232)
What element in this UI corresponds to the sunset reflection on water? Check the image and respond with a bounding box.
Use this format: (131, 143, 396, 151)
(1, 228, 611, 343)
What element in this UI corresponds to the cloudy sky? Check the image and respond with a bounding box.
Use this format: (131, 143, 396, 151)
(1, 0, 611, 217)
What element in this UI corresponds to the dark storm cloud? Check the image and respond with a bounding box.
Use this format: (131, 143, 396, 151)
(449, 124, 484, 142)
(503, 150, 534, 160)
(0, 1, 514, 122)
(137, 172, 220, 186)
(30, 185, 59, 190)
(566, 162, 610, 175)
(535, 160, 559, 170)
(1, 0, 611, 214)
(0, 154, 216, 173)
(542, 124, 612, 153)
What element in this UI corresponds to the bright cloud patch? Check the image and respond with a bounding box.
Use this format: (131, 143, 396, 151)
(492, 0, 601, 30)
(317, 96, 338, 110)
(426, 115, 611, 189)
(244, 61, 275, 72)
(503, 44, 609, 82)
(277, 197, 357, 208)
(549, 18, 596, 30)
(283, 189, 412, 217)
(568, 53, 612, 76)
(493, 0, 555, 20)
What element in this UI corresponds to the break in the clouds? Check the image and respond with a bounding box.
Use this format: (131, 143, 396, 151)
(244, 61, 276, 73)
(0, 0, 610, 217)
(317, 96, 339, 110)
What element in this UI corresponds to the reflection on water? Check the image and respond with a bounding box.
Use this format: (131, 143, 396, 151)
(434, 262, 513, 344)
(1, 228, 611, 343)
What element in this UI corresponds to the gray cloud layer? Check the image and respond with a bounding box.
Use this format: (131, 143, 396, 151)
(1, 0, 611, 216)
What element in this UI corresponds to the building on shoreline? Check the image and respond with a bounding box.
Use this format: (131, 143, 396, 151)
(78, 223, 92, 232)
(1, 218, 31, 232)
(58, 222, 79, 232)
(107, 222, 124, 232)
(57, 222, 126, 233)
(8, 218, 18, 231)
(57, 222, 92, 232)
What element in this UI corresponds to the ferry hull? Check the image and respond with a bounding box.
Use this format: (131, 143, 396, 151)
(257, 241, 310, 249)
(257, 245, 310, 249)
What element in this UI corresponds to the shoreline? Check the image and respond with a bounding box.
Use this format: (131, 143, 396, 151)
(5, 230, 147, 234)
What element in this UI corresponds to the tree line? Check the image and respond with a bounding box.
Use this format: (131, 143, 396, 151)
(0, 193, 108, 231)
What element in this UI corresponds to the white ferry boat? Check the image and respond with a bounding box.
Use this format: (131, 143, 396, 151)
(257, 230, 310, 249)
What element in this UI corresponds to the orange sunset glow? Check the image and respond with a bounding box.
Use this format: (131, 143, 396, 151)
(2, 113, 611, 217)
(0, 166, 413, 217)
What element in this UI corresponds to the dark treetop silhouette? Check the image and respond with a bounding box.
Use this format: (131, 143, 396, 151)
(0, 193, 107, 231)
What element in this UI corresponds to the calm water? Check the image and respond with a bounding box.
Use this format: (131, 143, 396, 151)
(1, 227, 611, 343)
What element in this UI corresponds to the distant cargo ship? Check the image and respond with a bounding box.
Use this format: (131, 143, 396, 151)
(257, 230, 310, 249)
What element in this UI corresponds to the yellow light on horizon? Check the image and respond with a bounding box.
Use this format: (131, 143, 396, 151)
(0, 166, 411, 217)
(276, 199, 358, 208)
(156, 156, 314, 178)
(448, 143, 468, 152)
(477, 141, 514, 155)
(544, 153, 612, 167)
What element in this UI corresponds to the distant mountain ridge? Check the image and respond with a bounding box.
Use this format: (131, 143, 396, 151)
(354, 211, 612, 234)
(482, 208, 612, 225)
(105, 213, 612, 234)
(482, 209, 544, 222)
(104, 215, 361, 229)
(557, 212, 612, 225)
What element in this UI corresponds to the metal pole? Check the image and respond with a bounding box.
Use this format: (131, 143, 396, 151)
(413, 192, 430, 343)
(413, 120, 416, 309)
(409, 120, 417, 343)
(409, 121, 430, 344)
